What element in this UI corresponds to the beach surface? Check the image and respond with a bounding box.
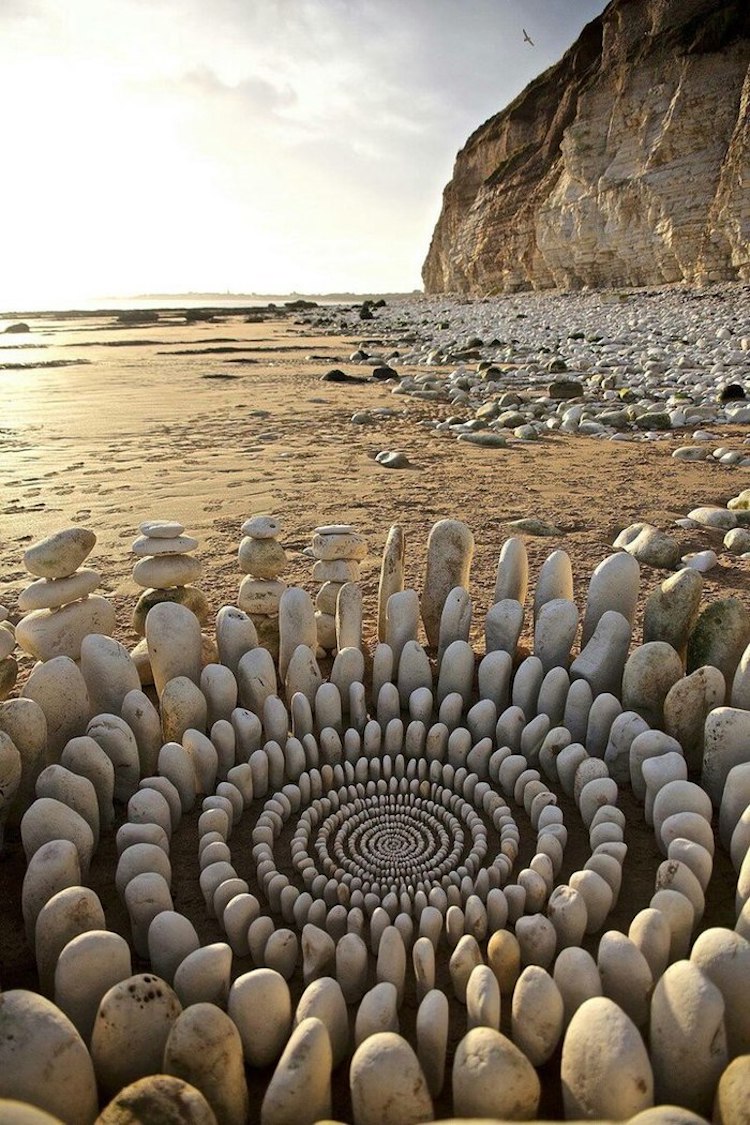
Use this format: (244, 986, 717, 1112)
(1, 295, 749, 1119)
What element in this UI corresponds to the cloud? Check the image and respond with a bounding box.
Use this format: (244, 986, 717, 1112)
(0, 0, 609, 297)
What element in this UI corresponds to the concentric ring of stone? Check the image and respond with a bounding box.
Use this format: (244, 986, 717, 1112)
(282, 774, 497, 907)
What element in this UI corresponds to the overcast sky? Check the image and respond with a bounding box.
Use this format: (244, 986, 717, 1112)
(1, 0, 608, 306)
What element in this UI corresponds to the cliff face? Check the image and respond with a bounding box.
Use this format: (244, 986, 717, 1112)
(422, 0, 750, 293)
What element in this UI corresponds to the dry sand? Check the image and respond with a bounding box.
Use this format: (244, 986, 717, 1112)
(0, 304, 747, 1119)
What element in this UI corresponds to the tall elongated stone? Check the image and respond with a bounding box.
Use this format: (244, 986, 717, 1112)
(581, 551, 640, 646)
(643, 567, 703, 661)
(215, 606, 258, 676)
(687, 598, 750, 695)
(534, 550, 574, 621)
(664, 665, 725, 773)
(261, 1016, 332, 1125)
(570, 611, 631, 697)
(703, 707, 750, 807)
(145, 602, 202, 697)
(494, 537, 528, 605)
(164, 1003, 249, 1125)
(80, 634, 140, 718)
(279, 589, 317, 681)
(377, 525, 405, 643)
(21, 656, 90, 760)
(421, 520, 474, 649)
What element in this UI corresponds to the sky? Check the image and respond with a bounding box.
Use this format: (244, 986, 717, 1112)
(0, 0, 608, 307)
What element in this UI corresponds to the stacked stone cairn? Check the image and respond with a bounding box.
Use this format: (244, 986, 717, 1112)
(15, 527, 116, 662)
(0, 603, 17, 699)
(310, 524, 367, 654)
(237, 515, 287, 660)
(131, 521, 208, 637)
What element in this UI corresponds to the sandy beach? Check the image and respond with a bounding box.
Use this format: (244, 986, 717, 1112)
(3, 298, 750, 659)
(1, 294, 749, 1120)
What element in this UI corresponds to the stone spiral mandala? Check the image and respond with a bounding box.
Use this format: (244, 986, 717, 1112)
(3, 516, 750, 1125)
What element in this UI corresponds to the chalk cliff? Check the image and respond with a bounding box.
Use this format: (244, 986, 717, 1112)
(422, 0, 750, 293)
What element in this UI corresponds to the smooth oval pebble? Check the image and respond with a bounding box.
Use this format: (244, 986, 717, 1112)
(349, 1031, 433, 1125)
(452, 1026, 541, 1119)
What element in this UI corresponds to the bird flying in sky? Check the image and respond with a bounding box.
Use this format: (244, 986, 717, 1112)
(523, 28, 535, 45)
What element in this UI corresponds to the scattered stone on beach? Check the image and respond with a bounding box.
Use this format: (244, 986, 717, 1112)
(614, 523, 681, 569)
(375, 450, 412, 469)
(508, 517, 561, 536)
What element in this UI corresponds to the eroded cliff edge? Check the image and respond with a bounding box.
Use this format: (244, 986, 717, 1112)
(422, 0, 750, 294)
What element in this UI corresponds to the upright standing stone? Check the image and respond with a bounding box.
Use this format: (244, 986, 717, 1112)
(421, 520, 474, 649)
(0, 989, 99, 1124)
(378, 525, 405, 642)
(261, 1016, 332, 1125)
(643, 568, 703, 662)
(90, 974, 182, 1099)
(650, 960, 727, 1116)
(570, 611, 631, 698)
(534, 550, 574, 621)
(703, 707, 750, 807)
(581, 552, 640, 646)
(349, 1032, 433, 1125)
(664, 666, 725, 773)
(215, 606, 258, 676)
(494, 537, 528, 605)
(21, 657, 90, 761)
(163, 1002, 249, 1125)
(452, 1027, 540, 1120)
(561, 997, 654, 1120)
(54, 930, 132, 1045)
(622, 642, 683, 727)
(145, 602, 202, 697)
(0, 733, 21, 850)
(534, 599, 579, 672)
(437, 587, 472, 666)
(687, 598, 750, 694)
(279, 589, 317, 681)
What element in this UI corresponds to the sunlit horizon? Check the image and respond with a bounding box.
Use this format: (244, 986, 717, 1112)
(1, 0, 608, 311)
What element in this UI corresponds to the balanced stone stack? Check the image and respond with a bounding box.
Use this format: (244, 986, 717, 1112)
(311, 524, 367, 654)
(16, 527, 116, 662)
(237, 516, 287, 660)
(131, 521, 208, 636)
(0, 605, 17, 699)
